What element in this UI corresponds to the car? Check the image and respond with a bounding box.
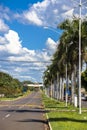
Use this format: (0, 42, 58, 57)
(81, 94, 87, 101)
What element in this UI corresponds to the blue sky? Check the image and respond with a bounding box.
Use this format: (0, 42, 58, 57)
(1, 0, 61, 50)
(0, 0, 87, 82)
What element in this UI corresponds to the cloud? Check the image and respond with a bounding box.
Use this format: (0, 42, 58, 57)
(0, 29, 50, 59)
(23, 10, 43, 26)
(0, 30, 22, 55)
(0, 5, 10, 33)
(0, 36, 7, 44)
(62, 9, 74, 19)
(0, 30, 36, 58)
(0, 19, 9, 32)
(0, 29, 52, 81)
(15, 0, 75, 27)
(46, 37, 57, 54)
(0, 5, 10, 21)
(14, 0, 87, 28)
(4, 30, 22, 54)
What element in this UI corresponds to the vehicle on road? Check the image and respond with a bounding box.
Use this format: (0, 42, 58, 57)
(81, 94, 87, 101)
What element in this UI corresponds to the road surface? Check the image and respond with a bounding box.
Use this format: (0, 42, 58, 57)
(0, 91, 48, 130)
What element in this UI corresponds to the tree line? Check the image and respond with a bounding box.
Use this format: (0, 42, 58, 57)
(0, 71, 23, 97)
(43, 18, 87, 105)
(0, 71, 37, 98)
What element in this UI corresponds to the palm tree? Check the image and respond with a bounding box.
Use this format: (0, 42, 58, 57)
(58, 18, 87, 104)
(59, 20, 77, 104)
(43, 67, 52, 97)
(43, 18, 87, 106)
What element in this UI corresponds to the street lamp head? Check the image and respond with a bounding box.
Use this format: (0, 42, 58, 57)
(44, 26, 62, 35)
(43, 26, 49, 29)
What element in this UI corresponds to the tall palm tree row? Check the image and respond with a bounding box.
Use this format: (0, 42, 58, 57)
(43, 18, 87, 105)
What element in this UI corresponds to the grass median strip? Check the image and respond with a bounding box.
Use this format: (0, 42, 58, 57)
(42, 94, 87, 130)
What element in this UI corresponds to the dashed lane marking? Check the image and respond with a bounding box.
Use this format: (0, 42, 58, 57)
(5, 114, 10, 118)
(2, 114, 10, 120)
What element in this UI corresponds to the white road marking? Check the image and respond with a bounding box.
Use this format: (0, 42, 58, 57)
(2, 114, 10, 120)
(5, 114, 10, 118)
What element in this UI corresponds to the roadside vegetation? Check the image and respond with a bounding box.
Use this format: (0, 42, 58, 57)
(81, 70, 87, 91)
(42, 94, 87, 130)
(43, 18, 87, 107)
(0, 71, 34, 100)
(42, 18, 87, 130)
(0, 71, 23, 98)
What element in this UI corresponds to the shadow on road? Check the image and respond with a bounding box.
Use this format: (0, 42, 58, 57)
(1, 108, 49, 113)
(16, 118, 48, 124)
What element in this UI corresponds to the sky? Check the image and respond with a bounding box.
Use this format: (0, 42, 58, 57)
(0, 0, 87, 82)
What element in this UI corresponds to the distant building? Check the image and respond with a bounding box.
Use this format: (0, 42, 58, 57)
(0, 94, 5, 97)
(23, 83, 43, 91)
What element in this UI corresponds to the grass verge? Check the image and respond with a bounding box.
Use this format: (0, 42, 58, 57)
(42, 94, 87, 130)
(0, 90, 31, 101)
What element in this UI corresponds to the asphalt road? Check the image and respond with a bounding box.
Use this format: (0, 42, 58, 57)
(0, 91, 48, 130)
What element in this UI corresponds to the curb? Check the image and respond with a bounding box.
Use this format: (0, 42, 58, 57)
(46, 113, 52, 130)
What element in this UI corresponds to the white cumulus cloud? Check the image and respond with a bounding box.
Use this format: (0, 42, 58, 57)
(46, 37, 57, 54)
(0, 29, 51, 82)
(23, 10, 43, 26)
(15, 0, 75, 27)
(5, 30, 22, 54)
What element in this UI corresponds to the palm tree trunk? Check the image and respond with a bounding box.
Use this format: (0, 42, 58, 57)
(57, 72, 59, 100)
(86, 62, 87, 70)
(71, 71, 74, 105)
(54, 80, 56, 98)
(61, 78, 64, 101)
(59, 77, 62, 100)
(52, 81, 54, 98)
(76, 64, 79, 107)
(51, 80, 53, 99)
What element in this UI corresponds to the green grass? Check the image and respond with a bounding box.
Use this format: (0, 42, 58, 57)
(42, 94, 87, 130)
(42, 94, 78, 111)
(0, 90, 31, 101)
(48, 111, 87, 130)
(0, 94, 22, 101)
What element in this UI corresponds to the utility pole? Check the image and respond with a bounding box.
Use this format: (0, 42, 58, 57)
(78, 0, 82, 114)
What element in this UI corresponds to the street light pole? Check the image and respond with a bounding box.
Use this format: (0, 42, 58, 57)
(72, 0, 82, 114)
(72, 0, 87, 115)
(79, 0, 82, 114)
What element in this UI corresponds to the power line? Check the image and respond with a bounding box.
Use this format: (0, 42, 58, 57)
(0, 59, 51, 63)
